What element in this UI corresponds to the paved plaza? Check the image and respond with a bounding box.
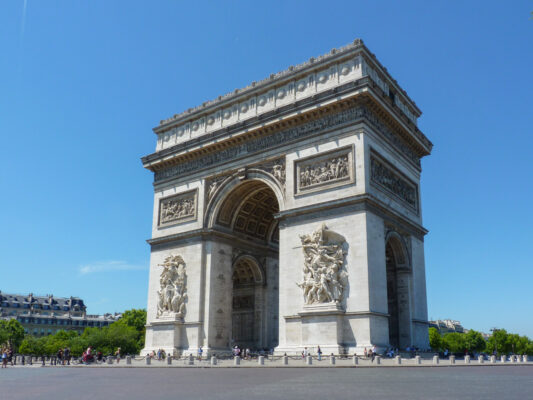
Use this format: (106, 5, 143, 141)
(1, 364, 532, 400)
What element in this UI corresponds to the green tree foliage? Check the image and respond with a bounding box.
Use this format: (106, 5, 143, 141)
(428, 327, 442, 351)
(112, 309, 146, 351)
(17, 309, 147, 357)
(464, 330, 486, 353)
(442, 332, 466, 353)
(0, 319, 25, 350)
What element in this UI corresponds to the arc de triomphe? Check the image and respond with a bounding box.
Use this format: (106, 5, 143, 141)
(141, 39, 432, 356)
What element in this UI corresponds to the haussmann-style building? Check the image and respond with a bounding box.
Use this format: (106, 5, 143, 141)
(140, 39, 433, 356)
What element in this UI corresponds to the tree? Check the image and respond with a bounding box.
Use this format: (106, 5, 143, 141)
(428, 327, 442, 351)
(113, 309, 146, 352)
(442, 332, 466, 353)
(0, 319, 25, 350)
(464, 330, 486, 353)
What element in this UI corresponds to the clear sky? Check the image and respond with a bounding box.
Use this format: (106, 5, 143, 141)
(1, 1, 532, 337)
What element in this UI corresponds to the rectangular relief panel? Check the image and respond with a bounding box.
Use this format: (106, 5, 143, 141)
(158, 188, 198, 227)
(370, 151, 418, 212)
(294, 146, 355, 195)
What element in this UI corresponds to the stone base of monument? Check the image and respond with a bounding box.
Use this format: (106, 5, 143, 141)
(142, 318, 184, 357)
(277, 303, 345, 356)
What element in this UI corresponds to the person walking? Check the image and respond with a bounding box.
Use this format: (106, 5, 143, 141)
(364, 347, 368, 358)
(1, 348, 8, 368)
(115, 347, 121, 364)
(197, 346, 203, 360)
(317, 346, 322, 361)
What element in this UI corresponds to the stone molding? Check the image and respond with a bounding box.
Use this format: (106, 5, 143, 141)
(294, 146, 354, 195)
(370, 151, 418, 212)
(158, 189, 198, 227)
(154, 40, 422, 151)
(153, 104, 420, 184)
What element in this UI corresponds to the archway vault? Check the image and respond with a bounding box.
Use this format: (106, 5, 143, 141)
(206, 172, 284, 245)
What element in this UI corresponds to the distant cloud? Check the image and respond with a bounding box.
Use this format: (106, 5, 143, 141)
(78, 260, 147, 275)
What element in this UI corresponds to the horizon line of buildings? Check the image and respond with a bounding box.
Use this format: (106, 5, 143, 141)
(0, 291, 121, 336)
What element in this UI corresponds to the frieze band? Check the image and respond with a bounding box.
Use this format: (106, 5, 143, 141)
(155, 105, 419, 183)
(370, 154, 418, 210)
(296, 148, 352, 194)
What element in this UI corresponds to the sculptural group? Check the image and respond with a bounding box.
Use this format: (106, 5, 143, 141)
(156, 255, 187, 318)
(297, 224, 348, 305)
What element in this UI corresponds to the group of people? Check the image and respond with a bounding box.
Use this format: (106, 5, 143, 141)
(55, 347, 71, 365)
(82, 346, 121, 364)
(147, 348, 167, 360)
(1, 347, 14, 368)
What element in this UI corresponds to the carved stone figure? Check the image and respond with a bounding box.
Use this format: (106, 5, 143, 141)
(299, 155, 349, 189)
(156, 255, 187, 318)
(160, 195, 195, 224)
(297, 224, 348, 305)
(370, 156, 417, 208)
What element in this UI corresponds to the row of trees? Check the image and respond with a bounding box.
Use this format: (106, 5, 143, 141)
(429, 327, 533, 355)
(1, 309, 146, 357)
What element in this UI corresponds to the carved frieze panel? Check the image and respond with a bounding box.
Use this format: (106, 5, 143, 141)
(370, 152, 418, 211)
(158, 189, 197, 226)
(295, 146, 354, 195)
(253, 158, 286, 191)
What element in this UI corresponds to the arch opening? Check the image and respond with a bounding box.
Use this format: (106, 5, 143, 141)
(214, 179, 280, 351)
(385, 234, 412, 349)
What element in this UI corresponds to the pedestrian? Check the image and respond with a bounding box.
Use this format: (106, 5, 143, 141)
(1, 348, 8, 368)
(364, 347, 368, 358)
(64, 347, 70, 365)
(115, 347, 121, 364)
(197, 346, 203, 360)
(57, 348, 63, 366)
(303, 347, 308, 359)
(317, 346, 322, 361)
(8, 348, 14, 366)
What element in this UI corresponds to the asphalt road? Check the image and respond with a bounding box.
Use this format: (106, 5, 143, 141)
(1, 366, 532, 400)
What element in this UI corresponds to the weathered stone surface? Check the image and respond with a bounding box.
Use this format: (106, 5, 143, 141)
(141, 42, 431, 358)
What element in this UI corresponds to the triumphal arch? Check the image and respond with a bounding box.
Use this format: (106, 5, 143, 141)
(141, 39, 432, 356)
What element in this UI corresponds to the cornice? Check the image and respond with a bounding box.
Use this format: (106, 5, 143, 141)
(143, 89, 430, 184)
(152, 39, 423, 153)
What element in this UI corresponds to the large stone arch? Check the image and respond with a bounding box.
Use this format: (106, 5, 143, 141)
(385, 231, 413, 349)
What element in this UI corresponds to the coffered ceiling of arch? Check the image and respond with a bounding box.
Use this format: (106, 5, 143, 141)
(217, 181, 279, 243)
(232, 258, 262, 286)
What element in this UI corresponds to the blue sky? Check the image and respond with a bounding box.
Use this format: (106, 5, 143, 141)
(1, 1, 532, 336)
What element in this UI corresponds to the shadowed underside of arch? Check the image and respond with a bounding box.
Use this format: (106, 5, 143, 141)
(216, 180, 279, 244)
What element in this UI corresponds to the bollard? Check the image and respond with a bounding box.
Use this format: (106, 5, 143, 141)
(28, 356, 32, 365)
(501, 355, 506, 363)
(415, 355, 421, 365)
(283, 355, 288, 365)
(433, 355, 439, 365)
(375, 356, 381, 365)
(511, 355, 517, 363)
(42, 357, 45, 366)
(188, 354, 194, 366)
(167, 356, 172, 365)
(478, 355, 484, 364)
(306, 355, 312, 365)
(352, 355, 358, 365)
(490, 355, 496, 364)
(465, 355, 471, 364)
(107, 357, 113, 365)
(450, 355, 455, 365)
(523, 355, 529, 363)
(258, 356, 265, 365)
(395, 355, 401, 365)
(210, 356, 217, 366)
(234, 356, 240, 366)
(330, 354, 336, 365)
(145, 357, 151, 365)
(126, 356, 132, 365)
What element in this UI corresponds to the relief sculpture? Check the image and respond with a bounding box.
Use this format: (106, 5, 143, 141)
(299, 155, 349, 189)
(297, 224, 348, 305)
(159, 192, 196, 224)
(157, 255, 187, 318)
(370, 156, 417, 209)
